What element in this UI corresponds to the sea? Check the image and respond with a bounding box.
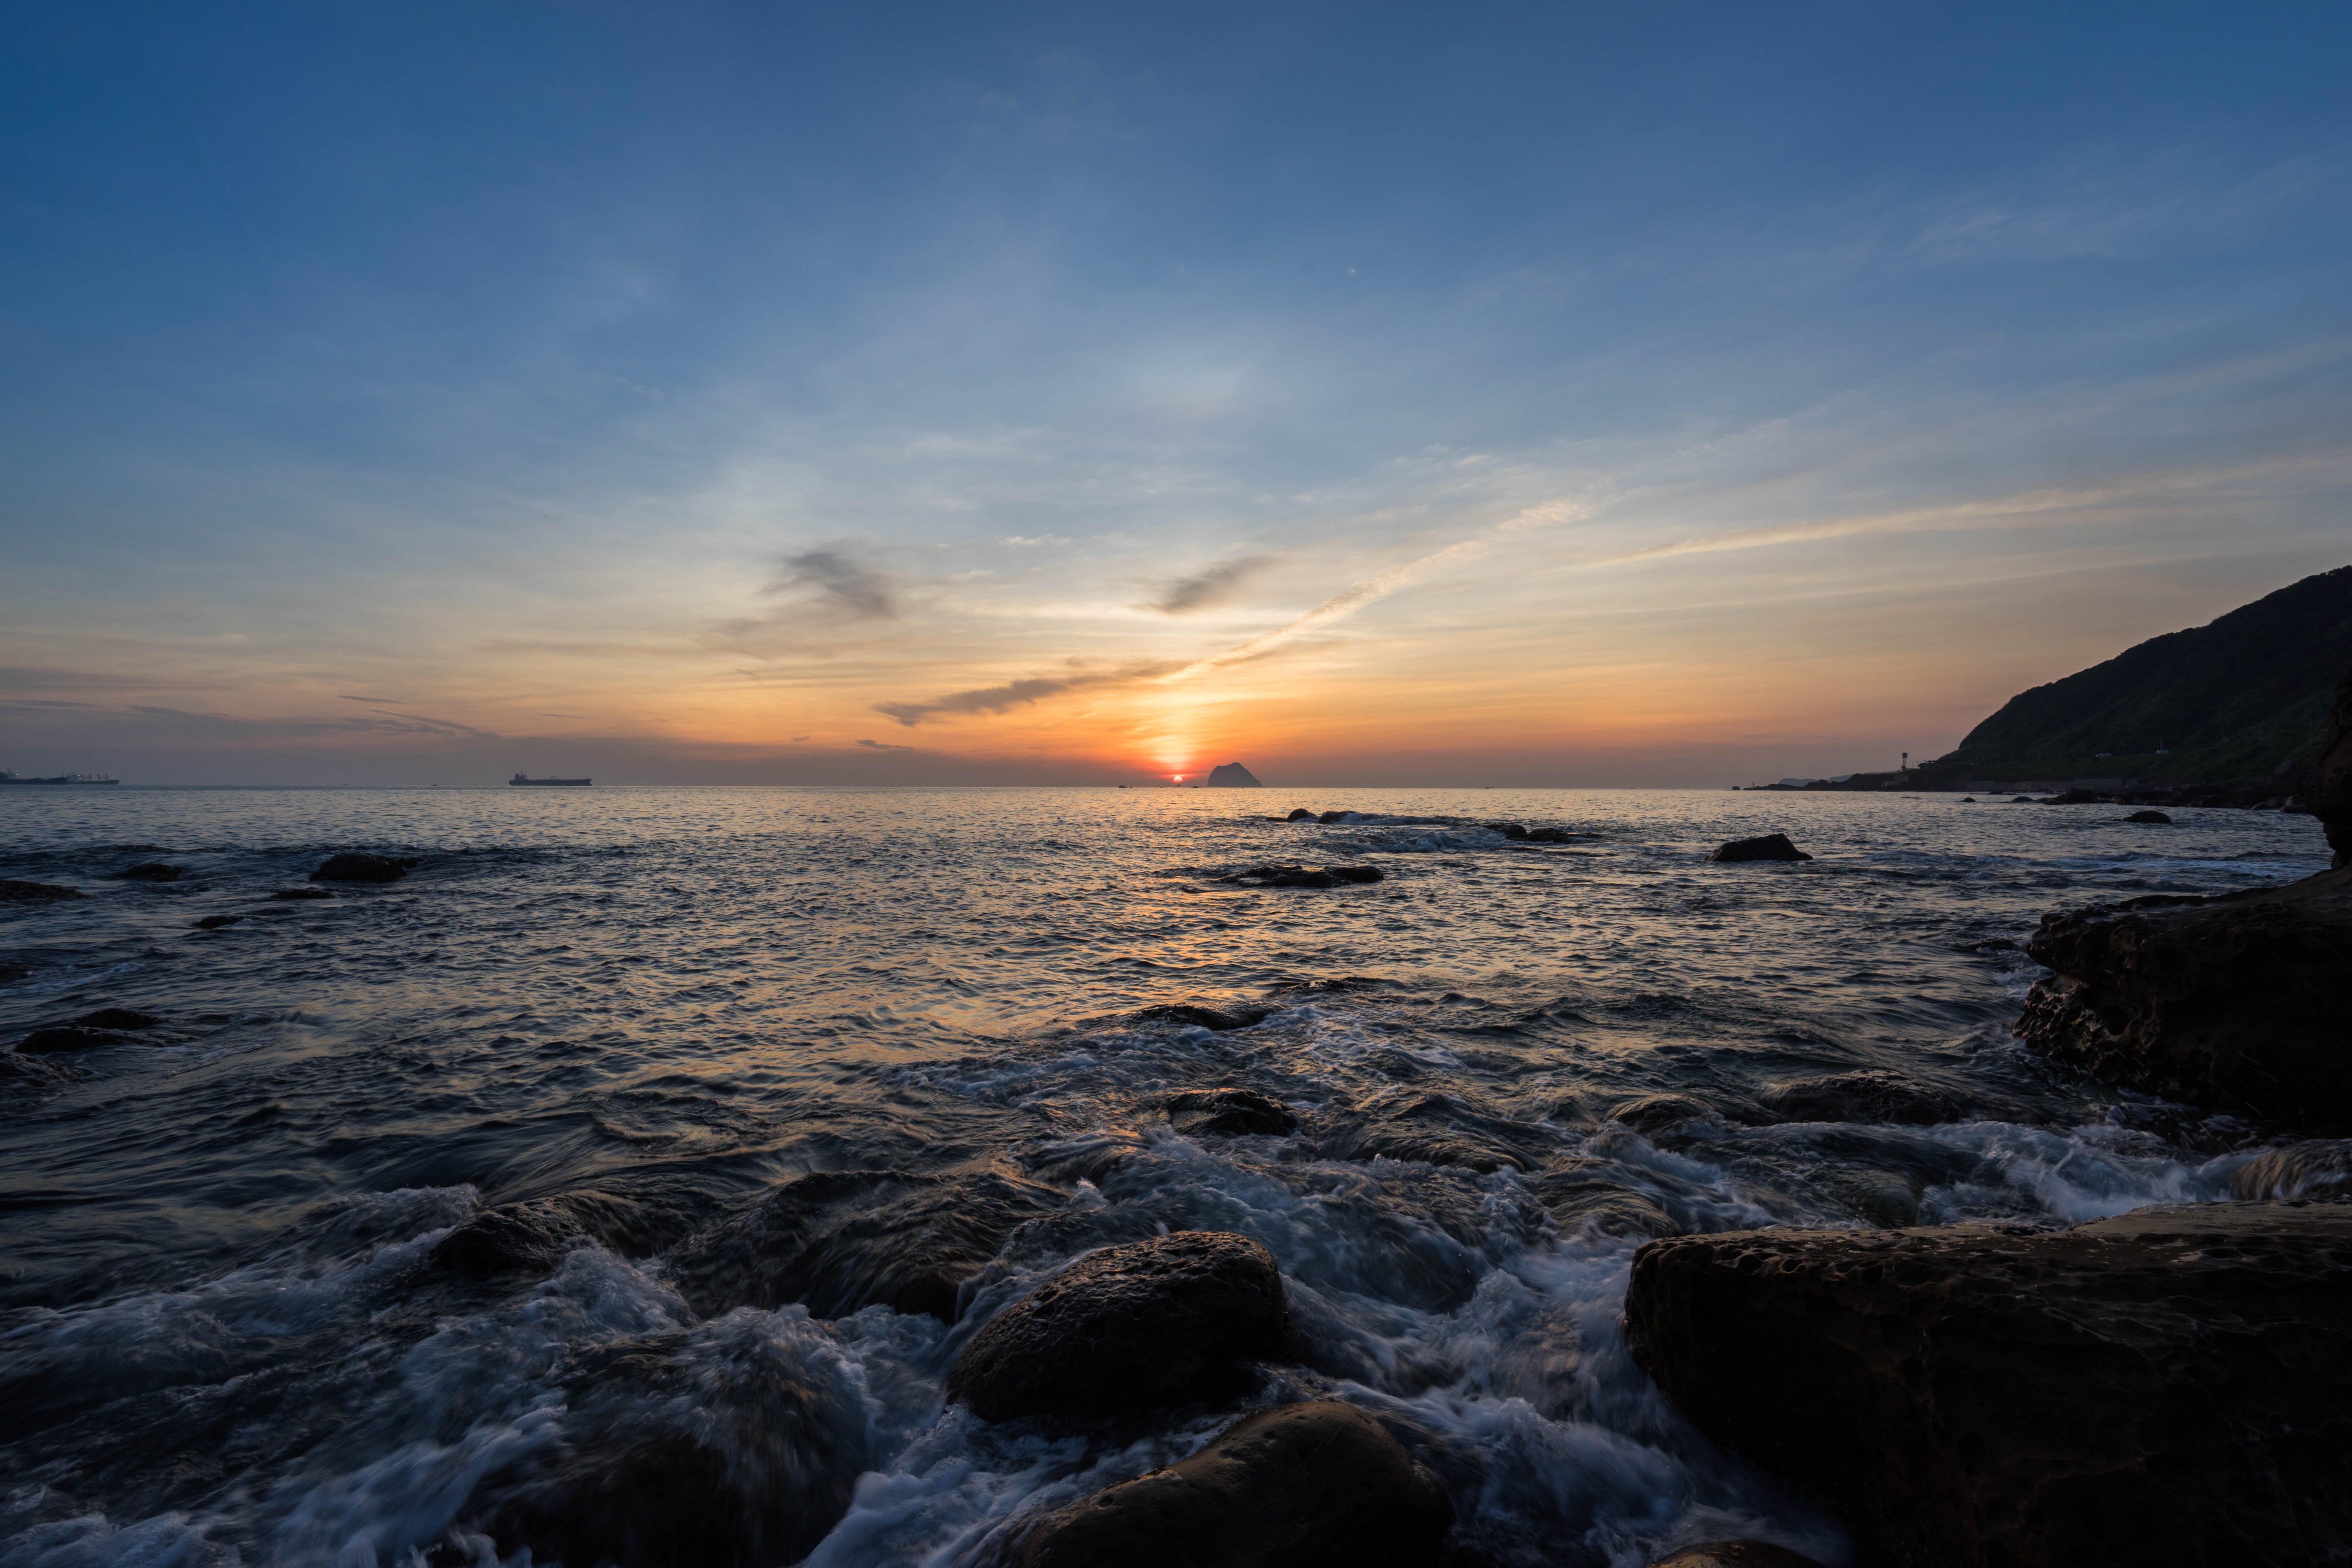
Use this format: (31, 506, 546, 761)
(0, 785, 2331, 1568)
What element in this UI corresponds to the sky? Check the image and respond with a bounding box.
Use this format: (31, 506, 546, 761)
(4, 2, 2349, 787)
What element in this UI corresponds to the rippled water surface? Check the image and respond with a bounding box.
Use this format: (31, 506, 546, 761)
(0, 786, 2331, 1567)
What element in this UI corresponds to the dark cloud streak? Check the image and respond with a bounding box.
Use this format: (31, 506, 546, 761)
(1145, 555, 1274, 614)
(873, 662, 1176, 727)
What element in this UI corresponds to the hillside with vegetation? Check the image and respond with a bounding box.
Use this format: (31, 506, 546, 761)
(1916, 563, 2352, 784)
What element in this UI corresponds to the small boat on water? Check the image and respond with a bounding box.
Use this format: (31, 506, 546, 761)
(0, 770, 119, 785)
(510, 773, 591, 787)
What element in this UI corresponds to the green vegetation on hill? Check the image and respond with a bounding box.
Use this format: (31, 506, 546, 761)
(1920, 564, 2352, 784)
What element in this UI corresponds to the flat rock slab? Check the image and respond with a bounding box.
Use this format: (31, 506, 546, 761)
(1006, 1400, 1452, 1568)
(1624, 1200, 2352, 1568)
(2015, 866, 2352, 1128)
(947, 1230, 1292, 1423)
(1710, 834, 1812, 862)
(0, 880, 84, 903)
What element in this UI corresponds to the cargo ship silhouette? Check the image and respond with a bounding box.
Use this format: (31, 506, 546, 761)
(510, 772, 591, 786)
(0, 770, 119, 785)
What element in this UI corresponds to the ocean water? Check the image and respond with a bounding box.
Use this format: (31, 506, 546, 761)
(0, 785, 2331, 1568)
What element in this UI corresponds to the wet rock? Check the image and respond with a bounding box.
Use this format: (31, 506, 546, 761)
(1216, 863, 1379, 888)
(462, 1322, 868, 1568)
(430, 1191, 662, 1278)
(2124, 809, 2173, 824)
(19, 1008, 177, 1051)
(1286, 807, 1317, 822)
(1004, 1400, 1452, 1568)
(1525, 827, 1578, 843)
(1326, 1091, 1543, 1173)
(2014, 867, 2352, 1128)
(1710, 833, 1812, 863)
(1829, 1170, 1923, 1228)
(111, 862, 183, 882)
(1607, 1094, 1718, 1136)
(192, 915, 244, 930)
(270, 886, 334, 900)
(2231, 1140, 2352, 1200)
(946, 1230, 1292, 1422)
(1758, 1070, 1960, 1126)
(1645, 1543, 1826, 1568)
(671, 1169, 1063, 1322)
(2010, 795, 2034, 804)
(1623, 1200, 2352, 1568)
(1167, 1088, 1297, 1137)
(310, 852, 413, 883)
(0, 879, 84, 903)
(1330, 864, 1383, 883)
(1318, 810, 1353, 824)
(1531, 1161, 1681, 1238)
(1483, 821, 1529, 840)
(1136, 1002, 1272, 1032)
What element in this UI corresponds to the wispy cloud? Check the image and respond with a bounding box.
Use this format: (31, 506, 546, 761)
(875, 662, 1175, 727)
(1163, 500, 1589, 682)
(856, 737, 915, 750)
(765, 546, 902, 620)
(1143, 554, 1274, 614)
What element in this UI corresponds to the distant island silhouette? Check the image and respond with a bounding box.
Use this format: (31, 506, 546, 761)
(1202, 762, 1263, 787)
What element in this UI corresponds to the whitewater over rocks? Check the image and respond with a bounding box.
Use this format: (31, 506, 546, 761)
(0, 784, 2339, 1567)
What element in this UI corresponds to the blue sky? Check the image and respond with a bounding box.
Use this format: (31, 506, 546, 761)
(4, 2, 2349, 784)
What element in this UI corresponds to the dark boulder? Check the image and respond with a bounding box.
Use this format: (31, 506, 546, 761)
(2010, 795, 2034, 804)
(1709, 834, 1812, 863)
(0, 880, 84, 903)
(1286, 808, 1317, 822)
(946, 1231, 1292, 1422)
(2124, 809, 2173, 824)
(1167, 1088, 1298, 1137)
(111, 862, 183, 882)
(270, 886, 334, 900)
(1215, 864, 1377, 888)
(1531, 1161, 1681, 1239)
(1329, 864, 1383, 883)
(1483, 821, 1529, 840)
(430, 1191, 663, 1278)
(1004, 1400, 1452, 1568)
(1644, 1544, 1827, 1568)
(2231, 1140, 2352, 1200)
(1136, 1002, 1271, 1032)
(1758, 1070, 1960, 1126)
(671, 1169, 1063, 1323)
(310, 853, 413, 883)
(2014, 867, 2352, 1128)
(1317, 810, 1353, 824)
(460, 1326, 868, 1568)
(1623, 1200, 2352, 1568)
(192, 915, 244, 930)
(1525, 827, 1578, 843)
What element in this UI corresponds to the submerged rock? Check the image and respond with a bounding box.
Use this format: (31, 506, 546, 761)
(1531, 1160, 1681, 1239)
(74, 1007, 163, 1030)
(19, 1011, 173, 1053)
(1326, 1091, 1544, 1173)
(1215, 863, 1382, 888)
(1623, 1200, 2352, 1568)
(1606, 1093, 1719, 1136)
(310, 852, 415, 883)
(671, 1169, 1063, 1322)
(1758, 1070, 1960, 1126)
(1167, 1087, 1298, 1137)
(1710, 834, 1812, 863)
(2230, 1140, 2352, 1200)
(462, 1322, 868, 1568)
(1483, 821, 1529, 840)
(0, 879, 84, 903)
(946, 1230, 1292, 1422)
(2124, 809, 2174, 824)
(192, 915, 244, 930)
(1135, 1002, 1272, 1032)
(1286, 807, 1317, 822)
(111, 862, 183, 882)
(1005, 1400, 1452, 1568)
(270, 886, 334, 900)
(2014, 868, 2352, 1128)
(1645, 1544, 1826, 1568)
(431, 1191, 665, 1278)
(1525, 827, 1578, 843)
(0, 1050, 75, 1087)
